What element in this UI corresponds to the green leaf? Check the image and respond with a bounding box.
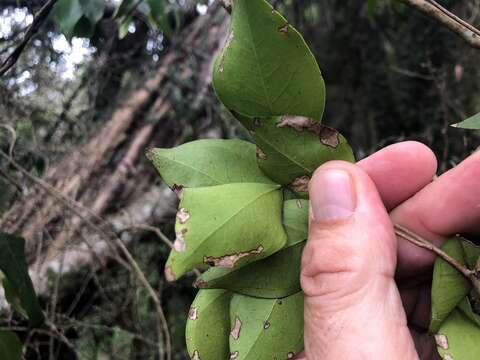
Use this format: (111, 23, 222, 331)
(0, 232, 44, 327)
(461, 238, 480, 269)
(283, 199, 308, 246)
(53, 0, 83, 39)
(0, 331, 22, 360)
(430, 237, 470, 333)
(79, 0, 105, 24)
(114, 0, 136, 18)
(244, 116, 354, 185)
(147, 0, 165, 23)
(196, 241, 304, 299)
(1, 276, 27, 317)
(195, 199, 307, 298)
(165, 183, 287, 280)
(367, 0, 378, 23)
(213, 0, 326, 120)
(72, 16, 95, 38)
(457, 297, 480, 327)
(118, 16, 133, 39)
(435, 307, 480, 360)
(185, 289, 231, 360)
(452, 112, 480, 130)
(147, 139, 274, 189)
(229, 292, 304, 360)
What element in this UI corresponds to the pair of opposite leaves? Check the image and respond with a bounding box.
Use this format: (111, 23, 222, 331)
(148, 0, 355, 358)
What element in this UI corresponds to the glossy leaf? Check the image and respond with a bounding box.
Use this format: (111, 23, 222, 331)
(245, 116, 354, 185)
(213, 0, 326, 120)
(430, 237, 470, 333)
(195, 199, 307, 298)
(164, 183, 287, 280)
(0, 232, 43, 327)
(453, 112, 480, 130)
(147, 139, 274, 189)
(229, 292, 304, 360)
(185, 289, 231, 360)
(53, 0, 83, 38)
(435, 307, 480, 360)
(79, 0, 105, 24)
(0, 331, 22, 360)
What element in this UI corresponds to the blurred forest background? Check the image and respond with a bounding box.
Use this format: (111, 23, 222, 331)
(0, 0, 479, 358)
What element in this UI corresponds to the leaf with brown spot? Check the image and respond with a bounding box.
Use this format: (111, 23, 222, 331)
(229, 292, 304, 360)
(213, 0, 325, 120)
(195, 200, 308, 298)
(186, 289, 232, 360)
(240, 116, 354, 185)
(165, 183, 287, 279)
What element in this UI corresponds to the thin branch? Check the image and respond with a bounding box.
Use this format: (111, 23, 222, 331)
(121, 224, 173, 248)
(394, 224, 472, 277)
(399, 0, 480, 49)
(0, 0, 58, 76)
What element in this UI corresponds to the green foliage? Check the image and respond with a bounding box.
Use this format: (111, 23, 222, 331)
(147, 139, 274, 188)
(241, 116, 355, 185)
(0, 232, 44, 327)
(53, 0, 84, 39)
(165, 183, 287, 280)
(185, 289, 231, 359)
(0, 330, 22, 360)
(229, 292, 304, 360)
(212, 0, 326, 120)
(430, 237, 480, 357)
(196, 199, 307, 298)
(453, 112, 480, 130)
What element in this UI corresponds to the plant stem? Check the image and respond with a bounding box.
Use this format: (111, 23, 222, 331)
(394, 224, 480, 297)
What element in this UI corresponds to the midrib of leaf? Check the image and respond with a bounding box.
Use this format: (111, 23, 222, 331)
(256, 132, 312, 173)
(241, 299, 278, 360)
(243, 2, 273, 114)
(160, 156, 221, 185)
(186, 185, 280, 260)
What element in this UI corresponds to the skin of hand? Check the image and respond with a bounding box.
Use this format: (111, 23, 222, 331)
(295, 141, 480, 360)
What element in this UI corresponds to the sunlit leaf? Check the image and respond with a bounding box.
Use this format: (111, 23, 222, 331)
(452, 112, 480, 130)
(229, 292, 304, 360)
(0, 232, 44, 327)
(242, 116, 354, 185)
(430, 237, 470, 333)
(147, 139, 274, 189)
(164, 183, 287, 280)
(0, 331, 22, 360)
(213, 0, 326, 120)
(185, 289, 231, 360)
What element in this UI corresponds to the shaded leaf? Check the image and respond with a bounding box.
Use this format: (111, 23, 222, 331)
(185, 289, 231, 360)
(1, 276, 27, 317)
(452, 112, 480, 130)
(195, 199, 307, 298)
(213, 0, 325, 120)
(114, 0, 136, 18)
(72, 16, 95, 39)
(118, 16, 133, 39)
(229, 292, 304, 360)
(243, 116, 354, 185)
(147, 139, 274, 189)
(0, 232, 43, 327)
(0, 331, 22, 360)
(79, 0, 105, 24)
(283, 199, 308, 246)
(367, 0, 378, 23)
(461, 239, 480, 269)
(165, 183, 287, 280)
(435, 307, 480, 360)
(430, 237, 470, 333)
(53, 0, 83, 39)
(457, 297, 480, 327)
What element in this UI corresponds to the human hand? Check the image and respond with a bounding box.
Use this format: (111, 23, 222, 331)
(296, 141, 480, 359)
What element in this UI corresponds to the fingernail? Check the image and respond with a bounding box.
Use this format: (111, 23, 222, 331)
(310, 169, 356, 222)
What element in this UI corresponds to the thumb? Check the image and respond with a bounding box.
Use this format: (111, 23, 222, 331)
(301, 162, 417, 360)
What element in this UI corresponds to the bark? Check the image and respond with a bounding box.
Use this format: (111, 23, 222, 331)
(1, 4, 229, 291)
